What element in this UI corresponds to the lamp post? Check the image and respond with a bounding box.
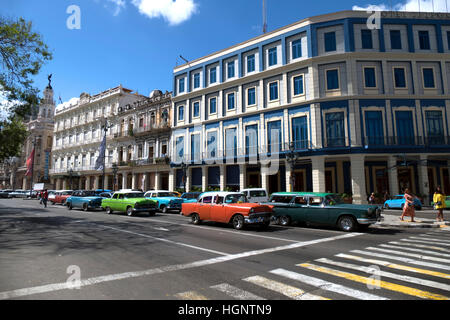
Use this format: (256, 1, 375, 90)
(101, 118, 114, 192)
(68, 168, 73, 191)
(286, 142, 296, 192)
(181, 162, 188, 194)
(112, 163, 118, 192)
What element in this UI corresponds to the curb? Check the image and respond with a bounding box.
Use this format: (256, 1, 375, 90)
(373, 223, 449, 229)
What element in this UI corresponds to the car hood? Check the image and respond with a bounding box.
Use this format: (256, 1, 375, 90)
(332, 203, 380, 210)
(76, 196, 103, 201)
(126, 198, 157, 203)
(149, 197, 180, 201)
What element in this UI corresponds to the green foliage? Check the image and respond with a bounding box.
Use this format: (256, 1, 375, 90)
(0, 116, 27, 160)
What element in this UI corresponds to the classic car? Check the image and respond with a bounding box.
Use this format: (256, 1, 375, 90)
(384, 195, 422, 210)
(66, 190, 104, 211)
(101, 191, 158, 216)
(0, 190, 13, 199)
(181, 192, 272, 230)
(180, 192, 202, 203)
(51, 190, 73, 205)
(9, 190, 27, 198)
(267, 192, 382, 232)
(240, 188, 269, 203)
(144, 190, 183, 213)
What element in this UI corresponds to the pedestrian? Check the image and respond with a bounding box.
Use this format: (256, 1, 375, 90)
(42, 189, 48, 208)
(368, 192, 376, 204)
(383, 191, 390, 202)
(433, 186, 446, 222)
(400, 188, 415, 222)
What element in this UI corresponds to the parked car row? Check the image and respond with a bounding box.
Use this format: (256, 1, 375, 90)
(0, 189, 39, 198)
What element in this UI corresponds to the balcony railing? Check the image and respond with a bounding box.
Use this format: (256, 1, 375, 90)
(364, 136, 450, 148)
(133, 121, 170, 135)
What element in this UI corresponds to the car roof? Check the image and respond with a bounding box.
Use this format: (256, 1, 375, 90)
(271, 192, 334, 197)
(200, 191, 244, 197)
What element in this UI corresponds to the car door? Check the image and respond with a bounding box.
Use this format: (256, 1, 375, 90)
(108, 194, 119, 211)
(306, 196, 330, 225)
(287, 196, 308, 222)
(198, 195, 213, 220)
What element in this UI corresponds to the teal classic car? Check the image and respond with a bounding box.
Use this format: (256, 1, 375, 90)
(267, 192, 382, 232)
(101, 191, 158, 216)
(144, 190, 183, 213)
(66, 190, 104, 211)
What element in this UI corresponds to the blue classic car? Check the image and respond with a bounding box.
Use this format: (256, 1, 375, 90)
(180, 192, 202, 203)
(384, 195, 422, 210)
(66, 190, 104, 211)
(144, 190, 183, 213)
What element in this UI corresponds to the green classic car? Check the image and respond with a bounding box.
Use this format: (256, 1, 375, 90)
(101, 191, 158, 216)
(266, 192, 382, 232)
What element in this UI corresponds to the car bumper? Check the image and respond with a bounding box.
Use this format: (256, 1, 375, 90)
(167, 205, 182, 210)
(133, 207, 157, 212)
(357, 216, 382, 225)
(245, 213, 271, 224)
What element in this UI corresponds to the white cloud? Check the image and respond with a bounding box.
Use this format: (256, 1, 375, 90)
(131, 0, 198, 25)
(353, 0, 450, 12)
(56, 97, 79, 111)
(107, 0, 126, 16)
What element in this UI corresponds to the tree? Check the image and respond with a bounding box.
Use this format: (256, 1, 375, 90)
(0, 16, 52, 161)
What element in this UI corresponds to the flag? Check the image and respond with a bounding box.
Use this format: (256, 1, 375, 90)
(25, 148, 35, 176)
(95, 135, 106, 171)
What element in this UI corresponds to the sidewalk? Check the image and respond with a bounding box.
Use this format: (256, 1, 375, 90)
(374, 214, 450, 228)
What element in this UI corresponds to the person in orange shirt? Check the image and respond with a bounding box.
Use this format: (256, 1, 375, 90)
(433, 186, 446, 222)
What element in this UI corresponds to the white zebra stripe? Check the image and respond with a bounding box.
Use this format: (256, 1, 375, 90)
(243, 275, 329, 300)
(409, 236, 450, 243)
(269, 268, 388, 300)
(388, 241, 449, 252)
(365, 247, 450, 264)
(210, 283, 265, 300)
(350, 250, 450, 270)
(315, 258, 450, 292)
(379, 244, 450, 258)
(400, 239, 450, 247)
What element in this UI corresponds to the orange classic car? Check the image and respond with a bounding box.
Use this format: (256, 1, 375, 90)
(181, 192, 273, 230)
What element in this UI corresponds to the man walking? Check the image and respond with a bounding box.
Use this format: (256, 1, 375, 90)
(42, 189, 48, 208)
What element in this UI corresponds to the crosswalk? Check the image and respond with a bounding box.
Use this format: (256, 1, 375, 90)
(172, 227, 450, 300)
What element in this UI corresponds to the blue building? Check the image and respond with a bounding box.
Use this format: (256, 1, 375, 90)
(169, 10, 450, 204)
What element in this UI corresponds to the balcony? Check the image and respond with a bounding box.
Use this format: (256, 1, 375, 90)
(363, 136, 450, 149)
(133, 121, 170, 136)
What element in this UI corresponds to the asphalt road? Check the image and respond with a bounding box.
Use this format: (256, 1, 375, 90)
(0, 198, 449, 301)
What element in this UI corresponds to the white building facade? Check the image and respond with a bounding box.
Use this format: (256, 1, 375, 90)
(170, 10, 450, 204)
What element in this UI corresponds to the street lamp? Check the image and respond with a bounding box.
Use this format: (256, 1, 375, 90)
(181, 162, 188, 194)
(286, 142, 296, 192)
(112, 163, 118, 192)
(68, 168, 73, 190)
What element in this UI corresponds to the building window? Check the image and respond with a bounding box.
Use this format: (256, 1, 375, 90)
(227, 61, 235, 78)
(193, 102, 200, 118)
(247, 54, 255, 73)
(395, 110, 415, 145)
(390, 30, 402, 49)
(210, 67, 217, 84)
(326, 69, 340, 91)
(269, 82, 279, 101)
(418, 30, 430, 50)
(268, 47, 277, 66)
(393, 67, 407, 88)
(207, 131, 217, 158)
(247, 87, 256, 106)
(447, 31, 450, 50)
(422, 68, 435, 88)
(267, 120, 282, 153)
(227, 93, 235, 110)
(425, 110, 444, 145)
(293, 75, 304, 96)
(225, 127, 237, 157)
(179, 78, 185, 93)
(178, 105, 184, 121)
(193, 73, 200, 89)
(361, 29, 373, 49)
(324, 32, 336, 52)
(245, 124, 258, 156)
(325, 112, 345, 147)
(292, 39, 302, 59)
(209, 97, 217, 114)
(292, 116, 308, 149)
(365, 111, 384, 145)
(175, 136, 184, 163)
(364, 67, 377, 88)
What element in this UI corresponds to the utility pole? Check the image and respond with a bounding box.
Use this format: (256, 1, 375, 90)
(101, 118, 113, 192)
(28, 136, 37, 194)
(263, 0, 267, 34)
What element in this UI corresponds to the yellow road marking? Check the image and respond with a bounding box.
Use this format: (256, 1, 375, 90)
(174, 291, 209, 300)
(297, 263, 449, 300)
(243, 275, 330, 300)
(337, 254, 450, 280)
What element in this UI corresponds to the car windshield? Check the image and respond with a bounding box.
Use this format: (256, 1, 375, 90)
(270, 195, 294, 203)
(250, 190, 266, 197)
(224, 194, 247, 204)
(325, 194, 344, 205)
(394, 196, 403, 200)
(81, 191, 97, 197)
(160, 192, 174, 197)
(124, 193, 145, 198)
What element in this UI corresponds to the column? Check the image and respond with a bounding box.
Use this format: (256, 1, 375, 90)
(155, 172, 160, 190)
(312, 156, 325, 193)
(417, 155, 429, 205)
(85, 176, 91, 190)
(168, 170, 175, 192)
(122, 172, 128, 189)
(388, 156, 399, 196)
(132, 173, 137, 189)
(350, 155, 367, 204)
(239, 164, 246, 190)
(185, 168, 191, 192)
(94, 176, 100, 190)
(261, 164, 269, 192)
(219, 165, 225, 191)
(202, 166, 207, 192)
(62, 179, 67, 190)
(285, 161, 293, 192)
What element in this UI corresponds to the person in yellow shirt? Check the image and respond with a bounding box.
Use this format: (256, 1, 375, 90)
(433, 186, 446, 222)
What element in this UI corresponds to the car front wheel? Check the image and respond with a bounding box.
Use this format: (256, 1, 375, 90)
(105, 207, 113, 215)
(160, 205, 167, 213)
(191, 213, 201, 225)
(279, 216, 291, 226)
(83, 203, 89, 212)
(232, 215, 244, 230)
(126, 206, 133, 216)
(338, 216, 357, 232)
(67, 203, 73, 210)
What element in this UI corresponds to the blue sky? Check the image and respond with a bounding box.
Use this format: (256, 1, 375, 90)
(2, 0, 448, 107)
